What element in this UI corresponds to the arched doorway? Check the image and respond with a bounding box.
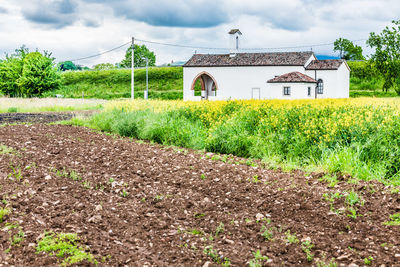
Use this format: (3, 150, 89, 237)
(191, 72, 218, 100)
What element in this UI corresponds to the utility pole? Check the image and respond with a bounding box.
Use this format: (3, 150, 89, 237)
(131, 37, 135, 100)
(144, 57, 149, 100)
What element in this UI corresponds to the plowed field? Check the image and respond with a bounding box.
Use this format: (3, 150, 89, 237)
(0, 124, 399, 266)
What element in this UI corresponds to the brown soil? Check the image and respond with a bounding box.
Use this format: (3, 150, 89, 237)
(0, 111, 97, 124)
(0, 124, 399, 266)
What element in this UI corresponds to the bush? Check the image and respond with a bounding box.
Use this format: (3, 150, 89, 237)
(0, 47, 60, 97)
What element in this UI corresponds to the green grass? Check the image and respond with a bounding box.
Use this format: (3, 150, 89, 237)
(36, 232, 98, 266)
(43, 67, 183, 100)
(383, 213, 400, 226)
(0, 208, 10, 223)
(0, 144, 15, 155)
(348, 61, 399, 98)
(0, 98, 105, 113)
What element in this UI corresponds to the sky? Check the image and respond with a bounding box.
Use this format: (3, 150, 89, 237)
(0, 0, 398, 67)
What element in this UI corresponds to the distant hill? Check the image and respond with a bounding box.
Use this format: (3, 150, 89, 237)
(316, 55, 340, 60)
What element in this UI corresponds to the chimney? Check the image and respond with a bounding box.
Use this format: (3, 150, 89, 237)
(229, 29, 242, 57)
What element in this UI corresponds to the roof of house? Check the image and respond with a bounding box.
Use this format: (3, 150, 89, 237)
(228, 29, 242, 35)
(183, 52, 314, 67)
(267, 71, 317, 83)
(305, 59, 345, 70)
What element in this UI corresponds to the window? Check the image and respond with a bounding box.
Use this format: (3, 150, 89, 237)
(308, 87, 311, 96)
(236, 36, 239, 49)
(283, 86, 291, 96)
(317, 79, 324, 94)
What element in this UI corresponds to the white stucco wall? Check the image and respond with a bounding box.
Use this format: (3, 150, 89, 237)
(267, 83, 316, 99)
(184, 65, 305, 101)
(183, 60, 350, 101)
(305, 63, 350, 99)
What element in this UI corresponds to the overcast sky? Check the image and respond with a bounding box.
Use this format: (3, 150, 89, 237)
(0, 0, 398, 67)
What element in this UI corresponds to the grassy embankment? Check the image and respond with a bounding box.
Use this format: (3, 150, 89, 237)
(68, 98, 400, 187)
(42, 63, 398, 100)
(0, 98, 106, 113)
(44, 67, 183, 100)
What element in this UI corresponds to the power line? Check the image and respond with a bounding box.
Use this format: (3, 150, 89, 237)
(66, 41, 131, 62)
(135, 38, 368, 51)
(63, 37, 368, 62)
(135, 38, 227, 50)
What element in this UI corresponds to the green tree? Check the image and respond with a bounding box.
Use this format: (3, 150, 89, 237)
(120, 44, 156, 68)
(19, 52, 61, 96)
(93, 63, 116, 70)
(367, 20, 400, 94)
(59, 61, 78, 71)
(334, 38, 365, 60)
(0, 46, 61, 97)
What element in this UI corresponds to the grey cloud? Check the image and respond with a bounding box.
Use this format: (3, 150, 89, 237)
(87, 0, 229, 28)
(233, 1, 316, 31)
(22, 0, 78, 29)
(83, 18, 101, 27)
(0, 7, 7, 14)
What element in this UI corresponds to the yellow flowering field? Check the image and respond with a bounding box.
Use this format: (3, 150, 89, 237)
(105, 98, 400, 144)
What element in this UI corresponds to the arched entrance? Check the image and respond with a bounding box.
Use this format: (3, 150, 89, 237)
(191, 72, 218, 100)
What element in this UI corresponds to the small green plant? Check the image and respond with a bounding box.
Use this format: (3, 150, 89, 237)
(285, 230, 299, 244)
(82, 180, 91, 189)
(346, 207, 361, 219)
(10, 230, 25, 246)
(203, 246, 230, 266)
(189, 229, 203, 235)
(0, 144, 15, 155)
(345, 191, 363, 206)
(211, 155, 221, 161)
(36, 232, 98, 266)
(69, 170, 82, 181)
(215, 222, 224, 237)
(383, 213, 400, 226)
(319, 174, 338, 187)
(301, 240, 314, 262)
(108, 178, 115, 183)
(251, 175, 259, 184)
(200, 174, 206, 180)
(195, 213, 205, 218)
(4, 222, 19, 230)
(0, 208, 10, 223)
(316, 259, 337, 267)
(154, 195, 164, 202)
(248, 250, 269, 267)
(323, 192, 343, 211)
(8, 165, 22, 182)
(364, 256, 373, 265)
(7, 107, 18, 113)
(260, 225, 274, 241)
(120, 190, 129, 198)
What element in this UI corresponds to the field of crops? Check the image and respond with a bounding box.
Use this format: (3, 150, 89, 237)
(72, 98, 400, 185)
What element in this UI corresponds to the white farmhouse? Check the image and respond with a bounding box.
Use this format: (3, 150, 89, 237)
(183, 29, 350, 100)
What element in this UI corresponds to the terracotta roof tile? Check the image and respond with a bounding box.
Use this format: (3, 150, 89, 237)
(228, 29, 242, 35)
(306, 59, 345, 70)
(267, 72, 317, 83)
(184, 52, 314, 67)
